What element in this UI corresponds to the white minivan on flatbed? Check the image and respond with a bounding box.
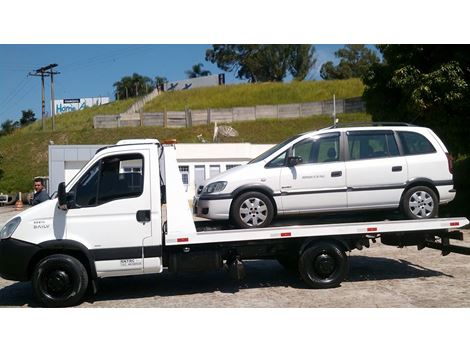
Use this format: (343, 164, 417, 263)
(0, 138, 468, 307)
(194, 123, 456, 228)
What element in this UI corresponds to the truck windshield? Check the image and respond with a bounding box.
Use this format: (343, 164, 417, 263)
(249, 133, 307, 164)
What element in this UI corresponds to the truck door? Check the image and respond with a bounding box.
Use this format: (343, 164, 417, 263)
(65, 151, 154, 277)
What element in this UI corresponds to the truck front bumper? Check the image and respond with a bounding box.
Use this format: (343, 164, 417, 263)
(0, 238, 39, 281)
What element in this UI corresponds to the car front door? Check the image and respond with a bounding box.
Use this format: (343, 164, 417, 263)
(65, 151, 153, 277)
(279, 132, 347, 214)
(345, 130, 408, 209)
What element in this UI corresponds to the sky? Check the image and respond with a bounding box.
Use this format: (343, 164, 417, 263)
(0, 44, 354, 124)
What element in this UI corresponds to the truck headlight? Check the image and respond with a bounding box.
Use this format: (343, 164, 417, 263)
(0, 217, 21, 240)
(203, 181, 227, 194)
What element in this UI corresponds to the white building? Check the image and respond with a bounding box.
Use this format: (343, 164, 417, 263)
(48, 143, 273, 200)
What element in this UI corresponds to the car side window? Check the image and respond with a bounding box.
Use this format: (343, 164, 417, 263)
(72, 153, 144, 208)
(398, 131, 436, 155)
(348, 131, 400, 160)
(291, 134, 340, 165)
(266, 151, 288, 168)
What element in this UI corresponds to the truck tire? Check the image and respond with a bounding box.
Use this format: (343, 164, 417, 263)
(230, 191, 274, 228)
(298, 242, 348, 289)
(401, 186, 438, 219)
(32, 254, 89, 308)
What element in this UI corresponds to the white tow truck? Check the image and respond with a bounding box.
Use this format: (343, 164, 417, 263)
(0, 139, 469, 307)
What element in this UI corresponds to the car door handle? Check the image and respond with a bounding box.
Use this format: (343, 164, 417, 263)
(136, 210, 151, 222)
(392, 166, 403, 172)
(331, 171, 342, 177)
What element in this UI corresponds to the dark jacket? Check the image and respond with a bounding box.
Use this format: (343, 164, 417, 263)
(32, 189, 49, 205)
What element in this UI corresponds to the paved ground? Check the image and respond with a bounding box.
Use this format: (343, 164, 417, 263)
(1, 205, 469, 307)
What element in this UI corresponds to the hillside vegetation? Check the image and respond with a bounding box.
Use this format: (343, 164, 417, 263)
(0, 78, 368, 193)
(0, 113, 370, 192)
(144, 78, 364, 111)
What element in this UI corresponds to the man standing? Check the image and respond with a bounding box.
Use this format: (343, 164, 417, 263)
(31, 178, 50, 205)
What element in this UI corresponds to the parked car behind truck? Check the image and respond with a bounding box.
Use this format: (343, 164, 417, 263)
(194, 123, 456, 228)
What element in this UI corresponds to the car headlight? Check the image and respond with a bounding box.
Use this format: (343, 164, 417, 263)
(0, 217, 21, 240)
(203, 181, 227, 194)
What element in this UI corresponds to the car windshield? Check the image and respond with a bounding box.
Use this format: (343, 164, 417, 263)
(249, 133, 307, 164)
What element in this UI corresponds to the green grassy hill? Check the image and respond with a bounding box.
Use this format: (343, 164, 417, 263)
(0, 78, 368, 193)
(144, 78, 364, 111)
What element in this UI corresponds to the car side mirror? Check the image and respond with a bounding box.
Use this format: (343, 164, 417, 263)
(287, 156, 303, 167)
(57, 182, 67, 210)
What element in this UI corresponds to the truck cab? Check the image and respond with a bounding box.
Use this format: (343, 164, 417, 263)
(0, 139, 196, 306)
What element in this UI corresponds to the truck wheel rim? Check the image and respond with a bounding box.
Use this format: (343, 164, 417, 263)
(313, 253, 336, 278)
(239, 197, 268, 227)
(41, 269, 74, 299)
(409, 191, 434, 218)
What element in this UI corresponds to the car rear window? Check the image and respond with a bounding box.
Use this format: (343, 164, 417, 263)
(398, 131, 436, 155)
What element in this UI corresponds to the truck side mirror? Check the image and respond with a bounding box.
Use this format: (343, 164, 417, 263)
(287, 156, 303, 167)
(58, 182, 67, 210)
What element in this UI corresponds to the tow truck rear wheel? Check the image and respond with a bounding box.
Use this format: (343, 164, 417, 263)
(32, 254, 89, 308)
(299, 242, 348, 289)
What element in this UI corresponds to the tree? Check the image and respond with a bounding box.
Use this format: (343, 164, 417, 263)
(113, 73, 153, 100)
(289, 45, 317, 81)
(363, 44, 470, 155)
(0, 152, 3, 181)
(19, 109, 36, 126)
(205, 45, 316, 82)
(185, 63, 211, 78)
(1, 119, 19, 135)
(320, 44, 380, 80)
(154, 76, 168, 89)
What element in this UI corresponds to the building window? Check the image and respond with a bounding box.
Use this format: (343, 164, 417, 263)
(226, 164, 241, 170)
(210, 165, 221, 178)
(179, 165, 189, 191)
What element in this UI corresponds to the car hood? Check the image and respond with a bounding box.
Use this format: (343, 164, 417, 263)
(200, 161, 264, 187)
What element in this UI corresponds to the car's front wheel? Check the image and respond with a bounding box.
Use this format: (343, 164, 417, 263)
(230, 191, 274, 228)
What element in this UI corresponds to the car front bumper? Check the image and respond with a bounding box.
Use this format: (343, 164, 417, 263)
(193, 196, 231, 220)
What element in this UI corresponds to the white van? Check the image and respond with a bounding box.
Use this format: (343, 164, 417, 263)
(194, 123, 456, 228)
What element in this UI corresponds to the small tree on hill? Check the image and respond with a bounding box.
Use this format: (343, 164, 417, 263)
(185, 63, 211, 78)
(19, 109, 36, 126)
(1, 119, 19, 135)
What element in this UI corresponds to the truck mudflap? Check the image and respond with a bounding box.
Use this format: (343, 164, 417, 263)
(381, 230, 470, 256)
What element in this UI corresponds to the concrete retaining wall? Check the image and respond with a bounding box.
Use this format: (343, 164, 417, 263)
(93, 97, 366, 129)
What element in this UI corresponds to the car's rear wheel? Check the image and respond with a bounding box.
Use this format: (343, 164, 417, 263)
(230, 191, 274, 228)
(402, 186, 438, 219)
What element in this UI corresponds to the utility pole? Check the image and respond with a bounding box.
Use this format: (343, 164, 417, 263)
(29, 64, 60, 131)
(48, 64, 60, 131)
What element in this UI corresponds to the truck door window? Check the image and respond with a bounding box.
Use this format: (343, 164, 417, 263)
(72, 153, 144, 208)
(98, 154, 144, 205)
(75, 162, 100, 207)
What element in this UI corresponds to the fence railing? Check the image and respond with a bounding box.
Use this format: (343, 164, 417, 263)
(93, 97, 365, 129)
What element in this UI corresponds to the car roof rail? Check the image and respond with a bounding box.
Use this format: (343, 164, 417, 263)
(325, 122, 417, 129)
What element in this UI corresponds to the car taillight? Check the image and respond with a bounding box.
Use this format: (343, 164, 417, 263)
(446, 153, 454, 174)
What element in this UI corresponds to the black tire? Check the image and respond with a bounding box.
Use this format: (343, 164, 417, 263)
(298, 242, 348, 289)
(401, 186, 438, 219)
(32, 254, 89, 308)
(230, 191, 274, 228)
(277, 255, 300, 274)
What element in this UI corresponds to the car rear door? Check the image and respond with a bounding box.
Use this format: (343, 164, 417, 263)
(345, 130, 408, 209)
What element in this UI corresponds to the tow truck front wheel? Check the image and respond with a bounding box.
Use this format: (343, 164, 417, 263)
(299, 242, 348, 289)
(32, 254, 89, 308)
